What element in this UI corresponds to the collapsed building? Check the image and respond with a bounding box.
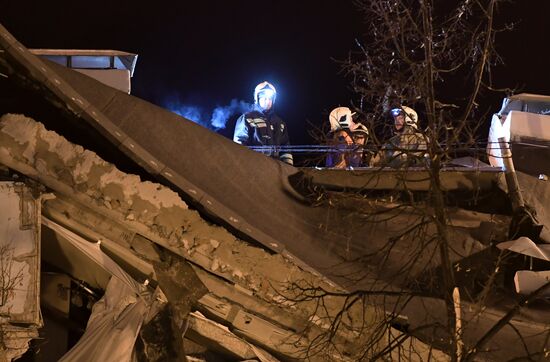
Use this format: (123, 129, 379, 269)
(0, 23, 549, 361)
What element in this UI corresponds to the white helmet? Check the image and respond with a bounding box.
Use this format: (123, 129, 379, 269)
(351, 122, 369, 136)
(329, 107, 356, 132)
(390, 106, 418, 128)
(254, 81, 277, 104)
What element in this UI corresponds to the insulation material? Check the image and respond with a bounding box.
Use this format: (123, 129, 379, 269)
(42, 218, 142, 291)
(59, 276, 149, 362)
(40, 219, 164, 362)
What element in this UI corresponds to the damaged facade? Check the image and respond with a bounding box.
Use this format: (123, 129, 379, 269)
(0, 23, 549, 361)
(0, 115, 351, 360)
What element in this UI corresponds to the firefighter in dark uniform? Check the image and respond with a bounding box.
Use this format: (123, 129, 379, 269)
(233, 81, 293, 165)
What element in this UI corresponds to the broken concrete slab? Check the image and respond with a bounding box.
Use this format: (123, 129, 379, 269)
(153, 256, 208, 360)
(514, 271, 550, 297)
(497, 237, 550, 261)
(186, 311, 279, 361)
(0, 325, 39, 362)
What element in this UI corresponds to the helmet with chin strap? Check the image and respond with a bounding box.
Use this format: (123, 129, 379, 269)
(351, 122, 369, 136)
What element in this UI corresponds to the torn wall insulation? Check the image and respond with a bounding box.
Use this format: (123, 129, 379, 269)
(40, 218, 165, 362)
(60, 277, 161, 362)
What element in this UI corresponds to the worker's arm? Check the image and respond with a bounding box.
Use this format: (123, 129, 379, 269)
(233, 114, 252, 145)
(278, 121, 293, 165)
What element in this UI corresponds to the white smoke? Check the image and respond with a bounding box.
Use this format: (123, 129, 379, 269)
(164, 98, 252, 130)
(171, 105, 206, 126)
(210, 99, 252, 129)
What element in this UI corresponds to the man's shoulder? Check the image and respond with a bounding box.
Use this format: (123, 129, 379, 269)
(268, 113, 285, 124)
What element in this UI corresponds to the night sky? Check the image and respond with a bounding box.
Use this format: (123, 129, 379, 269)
(2, 1, 550, 145)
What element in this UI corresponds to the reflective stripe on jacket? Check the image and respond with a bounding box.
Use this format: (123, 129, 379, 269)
(233, 109, 293, 165)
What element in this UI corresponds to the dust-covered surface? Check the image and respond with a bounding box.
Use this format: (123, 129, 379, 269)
(0, 182, 41, 361)
(0, 325, 39, 362)
(0, 114, 336, 299)
(186, 311, 271, 361)
(0, 114, 394, 359)
(2, 113, 548, 361)
(0, 183, 40, 323)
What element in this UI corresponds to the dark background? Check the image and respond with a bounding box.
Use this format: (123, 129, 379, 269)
(2, 0, 550, 145)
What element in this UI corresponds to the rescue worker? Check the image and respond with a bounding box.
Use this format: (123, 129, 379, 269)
(233, 81, 293, 165)
(350, 122, 373, 167)
(382, 106, 428, 168)
(325, 107, 371, 168)
(326, 107, 355, 168)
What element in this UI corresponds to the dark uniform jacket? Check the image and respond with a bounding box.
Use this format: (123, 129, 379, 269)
(233, 108, 293, 165)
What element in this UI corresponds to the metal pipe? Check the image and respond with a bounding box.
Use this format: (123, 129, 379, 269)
(498, 137, 525, 211)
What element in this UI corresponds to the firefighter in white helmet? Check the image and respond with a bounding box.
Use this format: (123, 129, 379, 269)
(233, 81, 293, 165)
(382, 106, 428, 168)
(391, 106, 418, 132)
(326, 107, 371, 168)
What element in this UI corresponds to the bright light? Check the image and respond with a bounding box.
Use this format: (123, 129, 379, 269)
(390, 108, 402, 117)
(258, 89, 275, 100)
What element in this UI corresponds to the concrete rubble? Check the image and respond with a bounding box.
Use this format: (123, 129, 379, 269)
(0, 113, 451, 360)
(1, 111, 548, 360)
